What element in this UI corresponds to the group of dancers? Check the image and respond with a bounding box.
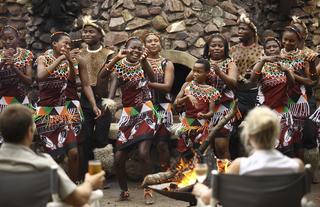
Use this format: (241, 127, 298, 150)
(0, 13, 320, 203)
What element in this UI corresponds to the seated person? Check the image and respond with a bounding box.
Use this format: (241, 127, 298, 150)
(0, 104, 105, 206)
(193, 106, 304, 205)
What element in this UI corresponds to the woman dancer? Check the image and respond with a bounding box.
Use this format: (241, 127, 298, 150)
(143, 32, 174, 171)
(100, 37, 156, 203)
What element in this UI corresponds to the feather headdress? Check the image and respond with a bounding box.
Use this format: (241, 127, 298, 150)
(82, 15, 106, 37)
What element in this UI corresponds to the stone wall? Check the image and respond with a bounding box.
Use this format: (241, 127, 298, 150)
(1, 0, 320, 57)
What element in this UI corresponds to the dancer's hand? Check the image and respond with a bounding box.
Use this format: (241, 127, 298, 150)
(140, 48, 150, 61)
(93, 105, 102, 119)
(116, 49, 131, 60)
(70, 48, 81, 61)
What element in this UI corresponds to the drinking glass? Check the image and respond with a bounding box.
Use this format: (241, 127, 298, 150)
(195, 163, 208, 183)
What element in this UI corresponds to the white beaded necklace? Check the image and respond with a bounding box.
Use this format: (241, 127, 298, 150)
(86, 45, 103, 53)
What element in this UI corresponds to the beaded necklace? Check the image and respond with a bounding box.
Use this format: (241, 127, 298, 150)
(280, 48, 305, 72)
(187, 81, 221, 102)
(44, 49, 69, 80)
(209, 58, 232, 89)
(262, 62, 286, 82)
(147, 56, 165, 74)
(114, 58, 144, 81)
(0, 48, 33, 69)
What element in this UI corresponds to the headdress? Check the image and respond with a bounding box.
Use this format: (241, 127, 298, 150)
(238, 13, 258, 40)
(290, 16, 308, 39)
(82, 15, 106, 37)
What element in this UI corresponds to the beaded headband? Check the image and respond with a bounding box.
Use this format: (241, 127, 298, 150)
(264, 37, 281, 48)
(82, 15, 106, 37)
(290, 16, 308, 40)
(1, 25, 19, 36)
(238, 13, 258, 41)
(285, 25, 303, 40)
(211, 32, 227, 41)
(50, 31, 70, 39)
(143, 32, 161, 43)
(124, 36, 142, 47)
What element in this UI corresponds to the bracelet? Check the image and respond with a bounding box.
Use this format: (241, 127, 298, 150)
(46, 68, 53, 75)
(254, 70, 261, 75)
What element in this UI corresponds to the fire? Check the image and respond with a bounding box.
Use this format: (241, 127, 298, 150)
(173, 156, 199, 188)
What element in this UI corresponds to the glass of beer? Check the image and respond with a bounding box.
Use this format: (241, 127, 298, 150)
(88, 160, 102, 175)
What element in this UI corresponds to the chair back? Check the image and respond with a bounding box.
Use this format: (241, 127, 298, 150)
(0, 167, 58, 207)
(211, 167, 311, 207)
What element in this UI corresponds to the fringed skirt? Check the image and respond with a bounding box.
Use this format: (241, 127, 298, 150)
(212, 100, 236, 138)
(287, 94, 310, 145)
(116, 101, 156, 151)
(273, 105, 294, 148)
(34, 100, 83, 159)
(154, 103, 173, 142)
(176, 113, 209, 153)
(0, 96, 31, 144)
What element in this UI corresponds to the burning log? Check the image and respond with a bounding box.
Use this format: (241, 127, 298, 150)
(142, 100, 238, 187)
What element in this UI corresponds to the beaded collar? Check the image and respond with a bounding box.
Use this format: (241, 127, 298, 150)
(187, 81, 221, 102)
(0, 48, 33, 69)
(262, 62, 286, 79)
(114, 58, 144, 81)
(210, 58, 232, 73)
(44, 49, 69, 80)
(147, 56, 165, 74)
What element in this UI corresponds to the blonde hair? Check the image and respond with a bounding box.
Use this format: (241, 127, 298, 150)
(241, 106, 280, 150)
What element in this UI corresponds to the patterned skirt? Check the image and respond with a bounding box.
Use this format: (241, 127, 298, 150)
(273, 105, 294, 148)
(176, 113, 209, 153)
(116, 101, 156, 151)
(212, 99, 235, 138)
(34, 100, 83, 159)
(154, 103, 173, 141)
(0, 96, 31, 144)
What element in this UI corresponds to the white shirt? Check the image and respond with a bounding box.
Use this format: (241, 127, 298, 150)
(239, 149, 301, 175)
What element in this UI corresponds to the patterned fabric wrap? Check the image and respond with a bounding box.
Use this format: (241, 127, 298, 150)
(34, 100, 83, 159)
(176, 81, 221, 153)
(116, 101, 156, 150)
(309, 107, 320, 124)
(154, 103, 173, 141)
(0, 48, 33, 97)
(273, 106, 295, 148)
(208, 58, 235, 137)
(176, 114, 210, 153)
(0, 96, 31, 144)
(280, 48, 310, 145)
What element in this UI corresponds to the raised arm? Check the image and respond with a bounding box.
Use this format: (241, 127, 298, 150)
(37, 55, 66, 81)
(212, 61, 238, 88)
(148, 60, 174, 92)
(140, 49, 155, 82)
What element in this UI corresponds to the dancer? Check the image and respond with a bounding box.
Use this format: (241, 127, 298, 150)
(100, 37, 156, 203)
(175, 58, 221, 154)
(143, 32, 174, 170)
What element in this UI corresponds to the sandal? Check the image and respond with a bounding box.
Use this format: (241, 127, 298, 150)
(144, 188, 154, 205)
(119, 191, 130, 201)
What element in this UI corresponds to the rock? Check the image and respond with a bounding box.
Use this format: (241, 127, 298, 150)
(167, 12, 185, 22)
(224, 19, 237, 26)
(131, 29, 149, 39)
(123, 0, 135, 10)
(151, 15, 168, 31)
(291, 8, 309, 18)
(220, 1, 238, 15)
(262, 29, 278, 40)
(313, 35, 320, 45)
(101, 11, 109, 20)
(211, 6, 224, 17)
(189, 46, 203, 58)
(7, 4, 22, 16)
(191, 0, 203, 11)
(109, 17, 125, 30)
(184, 7, 195, 18)
(104, 31, 129, 46)
(224, 11, 238, 20)
(101, 0, 113, 9)
(39, 33, 51, 44)
(32, 41, 43, 50)
(187, 24, 204, 35)
(0, 3, 7, 14)
(152, 0, 164, 6)
(198, 11, 213, 23)
(149, 7, 162, 15)
(203, 0, 218, 7)
(185, 33, 199, 46)
(110, 8, 123, 17)
(194, 37, 206, 47)
(135, 5, 150, 17)
(166, 21, 186, 33)
(125, 17, 150, 30)
(114, 0, 124, 8)
(136, 0, 152, 4)
(168, 31, 188, 40)
(165, 0, 184, 12)
(185, 18, 198, 26)
(172, 40, 188, 50)
(122, 9, 134, 22)
(182, 0, 192, 6)
(32, 17, 43, 26)
(212, 17, 225, 28)
(205, 23, 219, 34)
